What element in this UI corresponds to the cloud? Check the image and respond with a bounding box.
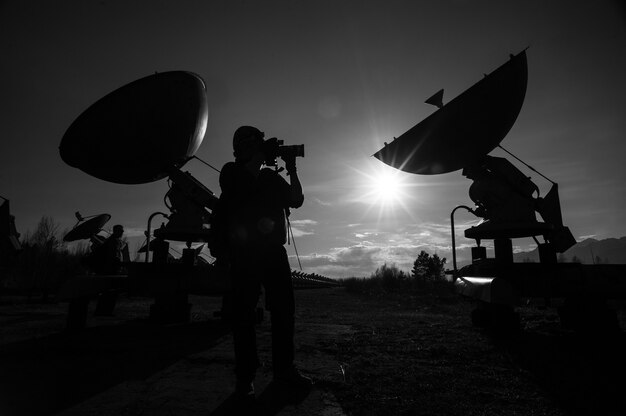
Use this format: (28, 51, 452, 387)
(292, 240, 490, 278)
(293, 242, 430, 278)
(288, 215, 556, 278)
(292, 245, 380, 277)
(291, 228, 314, 237)
(289, 218, 316, 238)
(290, 219, 318, 226)
(309, 197, 332, 207)
(290, 219, 498, 278)
(122, 227, 146, 238)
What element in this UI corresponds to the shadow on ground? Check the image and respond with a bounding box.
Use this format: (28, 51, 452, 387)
(495, 324, 626, 415)
(210, 382, 312, 416)
(0, 319, 229, 416)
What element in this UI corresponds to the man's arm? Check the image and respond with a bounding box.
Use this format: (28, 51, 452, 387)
(284, 156, 304, 208)
(288, 170, 304, 208)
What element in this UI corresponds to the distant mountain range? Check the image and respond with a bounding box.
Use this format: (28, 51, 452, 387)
(513, 237, 626, 264)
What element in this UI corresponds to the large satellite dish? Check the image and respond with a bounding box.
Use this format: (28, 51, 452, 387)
(373, 50, 528, 174)
(59, 71, 208, 184)
(63, 213, 111, 242)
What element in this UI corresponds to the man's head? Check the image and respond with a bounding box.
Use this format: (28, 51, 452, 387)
(233, 126, 264, 162)
(112, 224, 124, 238)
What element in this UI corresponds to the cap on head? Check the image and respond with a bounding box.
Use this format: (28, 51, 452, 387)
(112, 224, 124, 235)
(233, 126, 264, 159)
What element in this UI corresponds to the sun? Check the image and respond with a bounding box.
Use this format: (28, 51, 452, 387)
(346, 159, 418, 222)
(354, 163, 411, 210)
(370, 170, 403, 205)
(344, 160, 419, 222)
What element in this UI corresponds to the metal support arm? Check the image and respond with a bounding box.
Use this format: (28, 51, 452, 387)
(450, 205, 477, 278)
(145, 212, 170, 263)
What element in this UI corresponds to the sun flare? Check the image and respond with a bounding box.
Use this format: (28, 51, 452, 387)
(347, 159, 418, 223)
(370, 170, 403, 205)
(355, 164, 411, 210)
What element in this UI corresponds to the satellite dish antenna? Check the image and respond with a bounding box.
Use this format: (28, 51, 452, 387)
(63, 213, 111, 242)
(373, 50, 528, 174)
(60, 70, 220, 253)
(59, 71, 208, 184)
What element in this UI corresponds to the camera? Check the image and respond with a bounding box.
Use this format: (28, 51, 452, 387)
(262, 137, 305, 166)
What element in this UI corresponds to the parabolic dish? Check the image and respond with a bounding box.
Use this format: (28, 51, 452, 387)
(59, 71, 208, 184)
(373, 50, 528, 175)
(63, 214, 111, 242)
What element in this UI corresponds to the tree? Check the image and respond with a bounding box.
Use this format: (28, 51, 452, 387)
(412, 250, 446, 282)
(571, 255, 582, 264)
(29, 216, 64, 251)
(20, 216, 67, 299)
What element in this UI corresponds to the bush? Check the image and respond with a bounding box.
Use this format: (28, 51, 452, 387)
(344, 263, 408, 294)
(375, 263, 408, 290)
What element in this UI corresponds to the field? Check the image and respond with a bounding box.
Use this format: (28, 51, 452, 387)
(1, 287, 626, 415)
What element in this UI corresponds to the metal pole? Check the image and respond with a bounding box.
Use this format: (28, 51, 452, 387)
(145, 212, 169, 263)
(450, 205, 476, 279)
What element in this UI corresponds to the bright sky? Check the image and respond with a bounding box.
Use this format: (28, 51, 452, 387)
(1, 0, 625, 278)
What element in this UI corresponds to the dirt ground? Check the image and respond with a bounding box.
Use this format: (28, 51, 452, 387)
(1, 287, 626, 415)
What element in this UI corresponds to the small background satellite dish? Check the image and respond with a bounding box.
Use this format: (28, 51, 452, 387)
(63, 213, 111, 242)
(59, 71, 208, 184)
(373, 50, 528, 175)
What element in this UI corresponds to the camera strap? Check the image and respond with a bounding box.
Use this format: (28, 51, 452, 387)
(285, 210, 303, 271)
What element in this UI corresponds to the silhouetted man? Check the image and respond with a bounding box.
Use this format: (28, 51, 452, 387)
(93, 224, 128, 275)
(92, 224, 128, 316)
(216, 125, 311, 399)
